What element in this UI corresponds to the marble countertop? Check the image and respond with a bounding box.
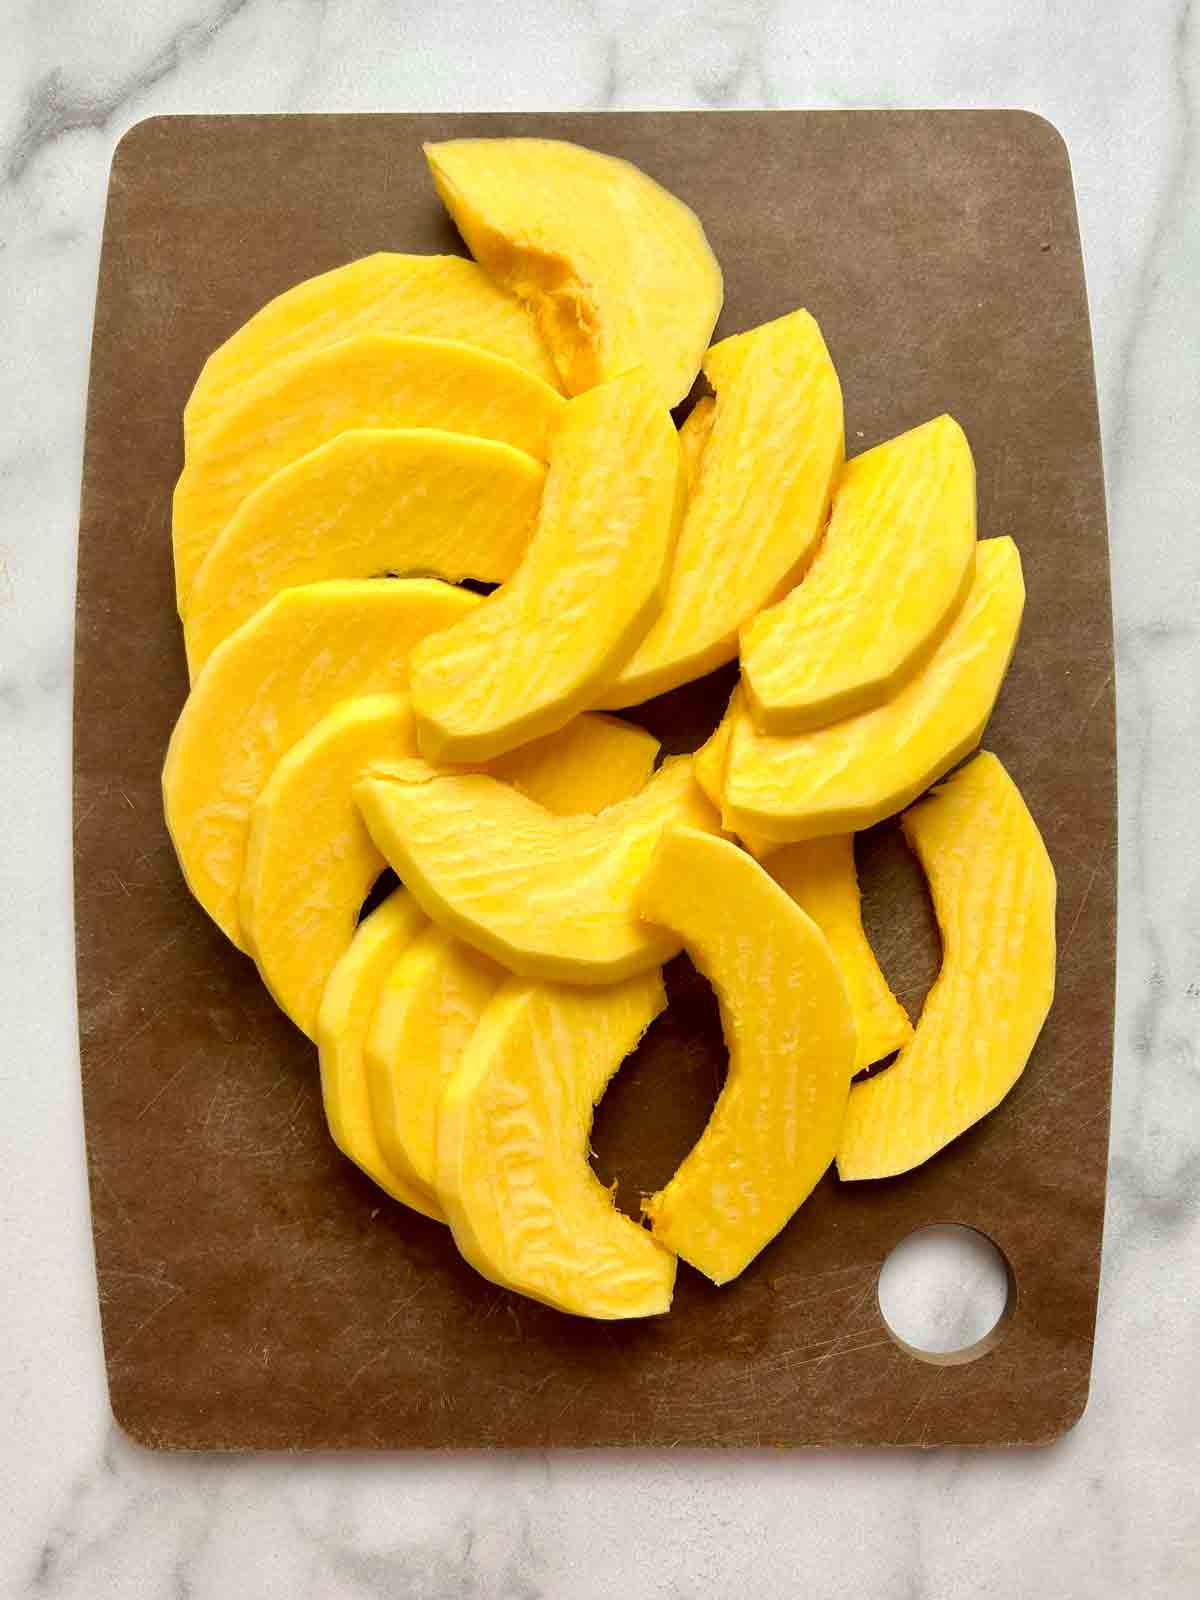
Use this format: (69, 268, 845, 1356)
(1, 1, 1196, 1595)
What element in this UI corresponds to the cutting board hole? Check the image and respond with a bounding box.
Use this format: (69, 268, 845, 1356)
(878, 1224, 1014, 1364)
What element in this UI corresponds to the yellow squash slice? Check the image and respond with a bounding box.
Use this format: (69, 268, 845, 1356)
(599, 310, 844, 707)
(426, 137, 722, 407)
(838, 753, 1056, 1179)
(163, 578, 478, 948)
(183, 252, 560, 447)
(409, 368, 683, 763)
(354, 755, 721, 985)
(184, 429, 546, 676)
(436, 971, 675, 1317)
(638, 829, 856, 1284)
(765, 836, 912, 1073)
(721, 537, 1025, 844)
(172, 334, 564, 606)
(741, 414, 977, 733)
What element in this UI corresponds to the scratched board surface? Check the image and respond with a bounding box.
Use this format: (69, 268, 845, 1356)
(75, 112, 1114, 1449)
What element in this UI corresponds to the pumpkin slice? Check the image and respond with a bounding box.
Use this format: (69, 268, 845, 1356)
(242, 696, 658, 1039)
(598, 310, 844, 708)
(184, 252, 560, 448)
(838, 753, 1056, 1179)
(354, 755, 721, 985)
(409, 368, 683, 763)
(765, 836, 912, 1074)
(436, 971, 675, 1318)
(638, 829, 855, 1284)
(722, 537, 1025, 844)
(172, 334, 564, 606)
(315, 890, 442, 1220)
(184, 429, 545, 677)
(163, 578, 478, 948)
(742, 415, 977, 733)
(426, 137, 722, 407)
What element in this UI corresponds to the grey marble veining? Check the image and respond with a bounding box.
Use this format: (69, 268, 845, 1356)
(1, 1, 1198, 1596)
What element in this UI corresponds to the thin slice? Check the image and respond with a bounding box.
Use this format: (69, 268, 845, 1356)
(355, 755, 721, 984)
(436, 971, 674, 1318)
(409, 368, 683, 763)
(742, 415, 977, 732)
(426, 136, 722, 407)
(184, 429, 545, 676)
(638, 829, 855, 1284)
(722, 537, 1026, 844)
(838, 753, 1056, 1179)
(172, 334, 564, 606)
(163, 579, 478, 947)
(598, 309, 844, 707)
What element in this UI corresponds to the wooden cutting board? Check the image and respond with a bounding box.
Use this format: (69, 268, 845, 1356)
(75, 111, 1114, 1449)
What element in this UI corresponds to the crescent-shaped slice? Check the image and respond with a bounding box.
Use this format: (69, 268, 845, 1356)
(435, 971, 675, 1318)
(354, 755, 722, 985)
(637, 829, 856, 1284)
(184, 429, 546, 677)
(163, 578, 478, 948)
(172, 334, 564, 606)
(838, 753, 1056, 1180)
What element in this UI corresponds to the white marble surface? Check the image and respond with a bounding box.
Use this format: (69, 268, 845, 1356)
(1, 1, 1197, 1594)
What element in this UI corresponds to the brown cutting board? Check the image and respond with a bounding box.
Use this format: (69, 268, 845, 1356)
(75, 111, 1114, 1449)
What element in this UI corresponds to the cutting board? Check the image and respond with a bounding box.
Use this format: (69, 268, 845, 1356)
(75, 111, 1114, 1449)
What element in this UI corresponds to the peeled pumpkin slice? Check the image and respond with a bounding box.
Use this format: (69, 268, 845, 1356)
(184, 429, 546, 677)
(722, 537, 1026, 844)
(637, 829, 856, 1284)
(425, 136, 722, 408)
(598, 309, 844, 708)
(741, 414, 978, 733)
(409, 368, 683, 763)
(163, 579, 478, 948)
(765, 836, 912, 1073)
(838, 752, 1056, 1179)
(436, 970, 675, 1318)
(172, 334, 564, 606)
(315, 890, 442, 1220)
(241, 694, 658, 1039)
(354, 755, 722, 985)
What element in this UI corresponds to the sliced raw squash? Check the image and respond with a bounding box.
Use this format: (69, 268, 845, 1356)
(409, 368, 683, 763)
(163, 579, 478, 948)
(598, 309, 844, 707)
(425, 137, 722, 407)
(172, 334, 564, 606)
(721, 537, 1025, 844)
(436, 971, 675, 1317)
(354, 755, 721, 984)
(838, 753, 1056, 1179)
(742, 414, 977, 732)
(638, 829, 856, 1284)
(184, 429, 545, 676)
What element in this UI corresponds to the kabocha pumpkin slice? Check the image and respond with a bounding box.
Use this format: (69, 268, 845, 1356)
(765, 836, 912, 1073)
(315, 890, 442, 1220)
(241, 696, 658, 1039)
(184, 252, 560, 448)
(741, 415, 978, 733)
(598, 310, 844, 708)
(637, 829, 856, 1284)
(409, 369, 683, 764)
(425, 137, 722, 407)
(172, 334, 564, 606)
(838, 753, 1056, 1179)
(163, 579, 478, 949)
(436, 971, 675, 1318)
(184, 429, 546, 677)
(722, 537, 1026, 844)
(354, 755, 722, 985)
